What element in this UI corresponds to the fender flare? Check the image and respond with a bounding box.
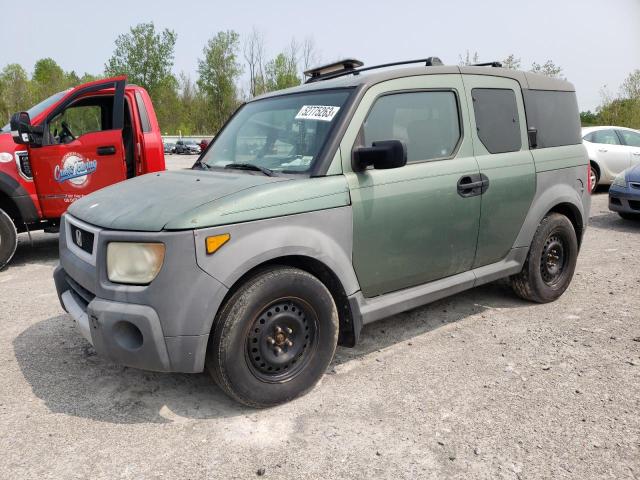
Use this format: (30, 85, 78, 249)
(513, 182, 586, 250)
(0, 172, 39, 223)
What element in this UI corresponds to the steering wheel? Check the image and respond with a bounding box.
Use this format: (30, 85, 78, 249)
(60, 121, 75, 142)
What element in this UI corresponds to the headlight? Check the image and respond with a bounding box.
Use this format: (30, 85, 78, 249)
(613, 172, 627, 187)
(107, 242, 165, 285)
(0, 152, 14, 163)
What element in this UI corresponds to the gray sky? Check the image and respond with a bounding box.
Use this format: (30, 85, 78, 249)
(2, 0, 639, 110)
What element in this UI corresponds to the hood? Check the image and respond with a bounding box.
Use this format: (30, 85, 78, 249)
(67, 169, 288, 231)
(626, 164, 640, 183)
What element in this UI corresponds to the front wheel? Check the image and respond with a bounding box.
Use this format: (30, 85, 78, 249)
(0, 208, 18, 269)
(207, 267, 339, 408)
(510, 213, 578, 303)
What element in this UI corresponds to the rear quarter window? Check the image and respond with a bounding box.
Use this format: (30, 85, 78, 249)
(523, 90, 581, 148)
(472, 88, 522, 154)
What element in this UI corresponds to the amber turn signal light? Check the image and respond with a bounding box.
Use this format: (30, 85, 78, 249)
(206, 233, 230, 254)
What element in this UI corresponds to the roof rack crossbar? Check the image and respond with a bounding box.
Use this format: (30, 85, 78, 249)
(471, 61, 503, 67)
(305, 56, 444, 84)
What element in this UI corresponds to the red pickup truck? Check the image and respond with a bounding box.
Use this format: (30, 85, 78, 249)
(0, 76, 165, 268)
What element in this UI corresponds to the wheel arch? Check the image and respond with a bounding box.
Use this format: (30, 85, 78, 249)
(548, 202, 584, 248)
(214, 255, 360, 348)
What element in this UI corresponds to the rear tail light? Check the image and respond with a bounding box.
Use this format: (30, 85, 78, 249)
(587, 165, 592, 194)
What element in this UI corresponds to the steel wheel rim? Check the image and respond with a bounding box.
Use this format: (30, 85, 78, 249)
(540, 233, 567, 286)
(246, 297, 318, 383)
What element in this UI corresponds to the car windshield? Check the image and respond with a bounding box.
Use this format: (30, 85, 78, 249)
(198, 89, 352, 174)
(1, 90, 68, 132)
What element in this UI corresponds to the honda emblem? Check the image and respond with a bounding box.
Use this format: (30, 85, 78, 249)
(75, 229, 82, 247)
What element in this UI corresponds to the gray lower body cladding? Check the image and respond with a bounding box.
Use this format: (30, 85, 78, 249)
(54, 215, 228, 373)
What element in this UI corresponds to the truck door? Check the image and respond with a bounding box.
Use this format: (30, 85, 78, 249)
(29, 78, 127, 219)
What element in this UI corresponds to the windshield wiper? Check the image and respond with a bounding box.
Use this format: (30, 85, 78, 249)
(192, 158, 210, 170)
(225, 163, 275, 177)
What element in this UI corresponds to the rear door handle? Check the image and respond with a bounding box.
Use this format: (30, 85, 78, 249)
(97, 146, 116, 156)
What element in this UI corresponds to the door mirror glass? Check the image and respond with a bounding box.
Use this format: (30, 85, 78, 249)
(10, 112, 32, 145)
(353, 140, 407, 171)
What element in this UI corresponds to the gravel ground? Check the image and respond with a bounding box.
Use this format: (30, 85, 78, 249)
(1, 164, 639, 479)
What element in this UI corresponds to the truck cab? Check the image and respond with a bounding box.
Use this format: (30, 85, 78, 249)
(0, 76, 165, 268)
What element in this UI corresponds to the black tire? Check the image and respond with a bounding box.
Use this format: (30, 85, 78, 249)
(619, 212, 640, 221)
(207, 267, 339, 408)
(0, 208, 18, 270)
(510, 213, 578, 303)
(589, 163, 599, 192)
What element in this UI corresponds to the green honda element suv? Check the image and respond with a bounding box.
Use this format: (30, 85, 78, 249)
(54, 58, 591, 407)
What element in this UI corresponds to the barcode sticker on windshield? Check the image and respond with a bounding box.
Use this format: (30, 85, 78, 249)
(295, 105, 340, 122)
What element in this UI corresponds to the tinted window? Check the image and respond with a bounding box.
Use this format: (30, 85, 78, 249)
(362, 91, 461, 163)
(618, 129, 640, 147)
(591, 130, 620, 145)
(522, 90, 581, 148)
(472, 88, 521, 154)
(583, 132, 593, 142)
(135, 91, 152, 133)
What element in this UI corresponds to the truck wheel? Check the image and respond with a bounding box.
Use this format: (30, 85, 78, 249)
(510, 213, 578, 303)
(207, 267, 339, 408)
(0, 208, 18, 269)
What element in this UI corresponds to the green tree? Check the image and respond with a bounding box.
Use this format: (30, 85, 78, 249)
(105, 22, 178, 133)
(264, 50, 300, 92)
(458, 50, 480, 66)
(32, 58, 67, 99)
(0, 64, 31, 124)
(197, 30, 243, 132)
(580, 110, 599, 127)
(105, 22, 177, 95)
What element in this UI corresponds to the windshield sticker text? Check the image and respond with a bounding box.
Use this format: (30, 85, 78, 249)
(295, 105, 340, 122)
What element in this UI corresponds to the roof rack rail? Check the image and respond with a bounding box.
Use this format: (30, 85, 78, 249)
(304, 56, 444, 84)
(471, 61, 503, 67)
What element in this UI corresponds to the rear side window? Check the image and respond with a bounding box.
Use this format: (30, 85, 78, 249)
(362, 91, 461, 163)
(618, 129, 640, 147)
(522, 90, 581, 148)
(591, 130, 620, 145)
(135, 91, 152, 133)
(471, 88, 521, 154)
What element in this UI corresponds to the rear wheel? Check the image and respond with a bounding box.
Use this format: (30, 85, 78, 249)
(619, 212, 640, 221)
(207, 267, 339, 408)
(510, 213, 578, 303)
(0, 208, 18, 269)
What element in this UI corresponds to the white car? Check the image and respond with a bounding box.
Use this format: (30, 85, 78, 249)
(582, 126, 640, 191)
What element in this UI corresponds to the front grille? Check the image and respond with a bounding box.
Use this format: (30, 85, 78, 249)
(68, 224, 94, 254)
(629, 200, 640, 211)
(15, 151, 32, 179)
(65, 274, 95, 309)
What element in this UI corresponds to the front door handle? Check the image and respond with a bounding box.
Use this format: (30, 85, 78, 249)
(632, 152, 640, 157)
(598, 148, 608, 153)
(457, 174, 489, 197)
(97, 146, 116, 156)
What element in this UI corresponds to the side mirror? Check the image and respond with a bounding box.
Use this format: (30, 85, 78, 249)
(9, 112, 32, 145)
(353, 140, 407, 171)
(528, 127, 538, 149)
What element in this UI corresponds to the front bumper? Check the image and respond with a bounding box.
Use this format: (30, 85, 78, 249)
(54, 215, 229, 373)
(608, 184, 640, 214)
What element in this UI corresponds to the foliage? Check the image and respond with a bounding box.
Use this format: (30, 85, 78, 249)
(197, 30, 243, 133)
(530, 60, 563, 79)
(104, 22, 177, 96)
